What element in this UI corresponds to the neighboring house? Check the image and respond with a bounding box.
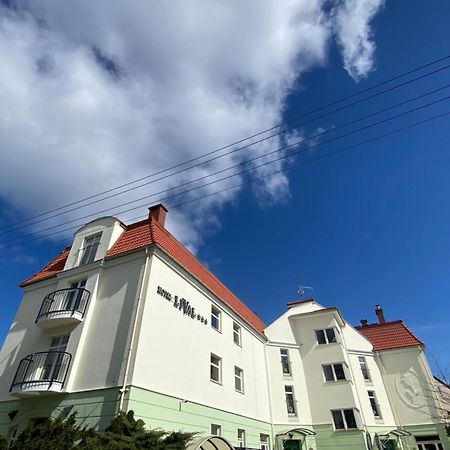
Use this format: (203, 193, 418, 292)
(0, 204, 448, 450)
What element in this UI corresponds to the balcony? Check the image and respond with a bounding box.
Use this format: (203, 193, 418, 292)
(10, 351, 72, 396)
(35, 288, 90, 328)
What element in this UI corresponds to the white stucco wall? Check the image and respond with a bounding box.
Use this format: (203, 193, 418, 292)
(0, 278, 59, 400)
(69, 252, 146, 392)
(376, 347, 443, 426)
(131, 249, 271, 422)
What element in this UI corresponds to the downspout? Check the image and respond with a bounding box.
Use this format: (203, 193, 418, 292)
(118, 248, 151, 412)
(263, 341, 276, 450)
(339, 326, 370, 439)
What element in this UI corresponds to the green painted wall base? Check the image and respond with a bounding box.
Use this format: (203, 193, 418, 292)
(125, 386, 273, 449)
(0, 387, 119, 437)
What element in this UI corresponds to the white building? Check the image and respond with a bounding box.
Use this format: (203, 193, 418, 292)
(0, 204, 448, 450)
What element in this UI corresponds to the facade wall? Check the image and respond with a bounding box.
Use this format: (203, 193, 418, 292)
(131, 250, 271, 423)
(0, 278, 59, 401)
(0, 387, 120, 437)
(126, 386, 272, 449)
(376, 347, 445, 426)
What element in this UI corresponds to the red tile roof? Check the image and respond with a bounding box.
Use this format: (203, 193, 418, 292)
(21, 246, 71, 286)
(21, 217, 266, 335)
(356, 320, 423, 351)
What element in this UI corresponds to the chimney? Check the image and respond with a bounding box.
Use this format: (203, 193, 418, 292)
(148, 204, 168, 227)
(375, 305, 386, 324)
(360, 319, 368, 326)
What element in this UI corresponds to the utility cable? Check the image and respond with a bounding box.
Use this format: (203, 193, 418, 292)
(0, 55, 448, 232)
(2, 83, 449, 241)
(1, 97, 448, 253)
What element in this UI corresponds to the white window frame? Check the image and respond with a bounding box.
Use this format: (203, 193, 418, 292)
(237, 429, 246, 448)
(280, 348, 291, 375)
(284, 385, 297, 416)
(233, 322, 242, 346)
(211, 424, 221, 436)
(368, 391, 381, 418)
(79, 233, 102, 266)
(235, 366, 244, 393)
(316, 328, 337, 345)
(211, 305, 222, 332)
(331, 409, 358, 430)
(260, 434, 269, 450)
(323, 363, 347, 382)
(359, 356, 371, 381)
(210, 354, 222, 384)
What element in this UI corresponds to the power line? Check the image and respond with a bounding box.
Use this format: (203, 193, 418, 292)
(1, 110, 448, 259)
(1, 55, 449, 233)
(1, 98, 448, 253)
(2, 77, 450, 238)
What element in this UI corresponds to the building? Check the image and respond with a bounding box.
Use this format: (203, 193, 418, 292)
(0, 204, 448, 450)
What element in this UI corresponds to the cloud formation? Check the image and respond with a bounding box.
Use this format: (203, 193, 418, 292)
(333, 0, 385, 81)
(0, 1, 385, 251)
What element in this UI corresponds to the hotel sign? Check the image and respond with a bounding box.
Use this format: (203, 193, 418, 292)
(157, 286, 208, 326)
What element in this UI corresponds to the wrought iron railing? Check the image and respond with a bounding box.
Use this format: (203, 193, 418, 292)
(10, 351, 72, 391)
(36, 288, 90, 323)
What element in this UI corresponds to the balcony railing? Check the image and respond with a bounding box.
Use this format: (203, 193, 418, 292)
(10, 351, 72, 394)
(36, 288, 90, 324)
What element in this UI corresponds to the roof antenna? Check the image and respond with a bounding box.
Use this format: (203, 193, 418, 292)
(297, 284, 314, 297)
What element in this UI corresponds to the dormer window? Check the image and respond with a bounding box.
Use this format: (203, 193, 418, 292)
(79, 233, 102, 266)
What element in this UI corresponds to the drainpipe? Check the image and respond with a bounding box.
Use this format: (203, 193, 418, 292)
(118, 248, 151, 412)
(263, 342, 276, 450)
(339, 326, 370, 439)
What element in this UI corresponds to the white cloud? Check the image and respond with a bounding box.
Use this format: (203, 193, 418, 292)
(333, 0, 385, 81)
(0, 1, 384, 251)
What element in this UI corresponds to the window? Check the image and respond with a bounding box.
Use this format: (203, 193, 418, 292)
(331, 409, 358, 430)
(316, 328, 337, 345)
(49, 334, 69, 353)
(66, 279, 87, 310)
(237, 429, 246, 448)
(43, 334, 70, 380)
(359, 356, 371, 381)
(280, 348, 291, 375)
(368, 391, 381, 418)
(323, 363, 347, 382)
(79, 234, 102, 265)
(211, 424, 221, 436)
(211, 305, 221, 331)
(210, 354, 222, 384)
(284, 385, 297, 415)
(260, 434, 269, 450)
(233, 322, 242, 346)
(235, 366, 244, 393)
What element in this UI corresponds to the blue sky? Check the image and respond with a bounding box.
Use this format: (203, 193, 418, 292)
(0, 0, 449, 374)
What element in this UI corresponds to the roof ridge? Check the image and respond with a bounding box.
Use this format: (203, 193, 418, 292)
(355, 319, 403, 329)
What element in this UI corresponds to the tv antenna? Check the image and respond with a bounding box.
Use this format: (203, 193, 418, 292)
(297, 285, 314, 297)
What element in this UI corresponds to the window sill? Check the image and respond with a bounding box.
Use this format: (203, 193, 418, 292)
(210, 379, 222, 386)
(234, 342, 242, 348)
(211, 327, 222, 334)
(324, 379, 350, 384)
(333, 428, 361, 432)
(235, 389, 245, 395)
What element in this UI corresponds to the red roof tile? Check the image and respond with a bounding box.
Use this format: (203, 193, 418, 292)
(21, 217, 266, 335)
(356, 320, 423, 351)
(21, 246, 71, 286)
